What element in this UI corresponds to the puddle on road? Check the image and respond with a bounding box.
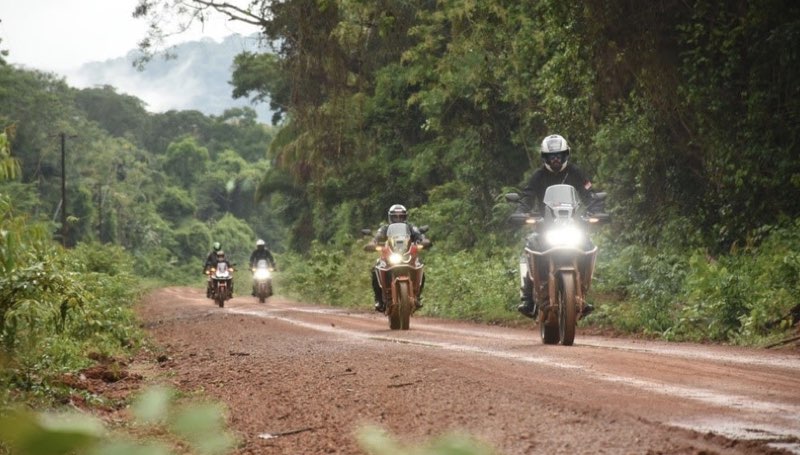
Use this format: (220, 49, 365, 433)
(670, 419, 800, 454)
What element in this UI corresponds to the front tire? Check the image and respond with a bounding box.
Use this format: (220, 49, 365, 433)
(388, 281, 412, 330)
(558, 274, 577, 346)
(398, 281, 411, 330)
(540, 311, 559, 345)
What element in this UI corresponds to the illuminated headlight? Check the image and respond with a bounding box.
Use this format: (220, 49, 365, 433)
(388, 253, 403, 265)
(544, 226, 583, 247)
(254, 269, 271, 280)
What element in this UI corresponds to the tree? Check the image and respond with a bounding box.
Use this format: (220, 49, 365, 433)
(163, 136, 210, 189)
(74, 85, 149, 143)
(0, 128, 20, 180)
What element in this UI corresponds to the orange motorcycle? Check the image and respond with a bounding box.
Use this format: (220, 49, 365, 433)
(364, 224, 431, 330)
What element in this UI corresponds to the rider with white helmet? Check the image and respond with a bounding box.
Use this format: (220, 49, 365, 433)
(517, 134, 599, 318)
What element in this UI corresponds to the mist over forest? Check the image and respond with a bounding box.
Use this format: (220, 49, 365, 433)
(68, 34, 273, 123)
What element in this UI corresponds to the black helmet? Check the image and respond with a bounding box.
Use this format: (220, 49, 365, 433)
(388, 204, 408, 223)
(540, 134, 570, 173)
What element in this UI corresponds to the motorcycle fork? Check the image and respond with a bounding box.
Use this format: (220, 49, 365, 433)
(390, 275, 413, 309)
(378, 270, 391, 306)
(546, 258, 584, 322)
(528, 255, 548, 322)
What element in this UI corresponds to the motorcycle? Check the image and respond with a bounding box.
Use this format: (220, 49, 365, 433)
(507, 184, 609, 345)
(363, 224, 431, 330)
(252, 259, 274, 303)
(207, 262, 235, 308)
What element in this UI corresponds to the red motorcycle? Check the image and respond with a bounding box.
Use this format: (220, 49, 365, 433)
(364, 224, 431, 330)
(207, 262, 234, 308)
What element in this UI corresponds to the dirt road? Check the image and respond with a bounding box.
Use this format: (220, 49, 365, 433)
(136, 287, 800, 454)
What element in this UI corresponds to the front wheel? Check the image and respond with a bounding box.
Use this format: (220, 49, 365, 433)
(398, 281, 411, 330)
(540, 310, 559, 345)
(558, 274, 577, 346)
(388, 281, 412, 330)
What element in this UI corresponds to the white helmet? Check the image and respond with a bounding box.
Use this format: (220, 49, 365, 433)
(256, 239, 265, 247)
(387, 204, 408, 223)
(540, 134, 570, 173)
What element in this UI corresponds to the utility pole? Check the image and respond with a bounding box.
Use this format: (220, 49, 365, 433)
(59, 132, 77, 247)
(60, 133, 67, 247)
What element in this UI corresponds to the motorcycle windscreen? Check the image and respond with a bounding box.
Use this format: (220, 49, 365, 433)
(543, 184, 580, 220)
(217, 262, 229, 274)
(543, 184, 580, 208)
(386, 223, 412, 252)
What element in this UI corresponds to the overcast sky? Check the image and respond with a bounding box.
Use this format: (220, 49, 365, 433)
(0, 0, 255, 73)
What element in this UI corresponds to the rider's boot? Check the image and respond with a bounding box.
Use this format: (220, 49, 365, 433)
(517, 278, 537, 318)
(517, 298, 536, 318)
(529, 281, 550, 318)
(374, 299, 385, 312)
(581, 304, 594, 316)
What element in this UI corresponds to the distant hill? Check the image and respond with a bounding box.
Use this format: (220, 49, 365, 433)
(68, 34, 273, 123)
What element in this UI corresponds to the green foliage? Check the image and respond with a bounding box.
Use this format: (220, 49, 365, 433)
(0, 386, 235, 455)
(174, 220, 212, 263)
(209, 214, 256, 266)
(157, 186, 197, 225)
(162, 136, 210, 189)
(0, 129, 20, 180)
(0, 195, 142, 406)
(592, 219, 800, 344)
(74, 85, 149, 143)
(0, 409, 106, 455)
(591, 245, 689, 336)
(278, 242, 373, 308)
(423, 248, 519, 322)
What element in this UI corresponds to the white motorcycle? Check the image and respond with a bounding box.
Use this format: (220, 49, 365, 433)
(507, 184, 609, 345)
(252, 259, 274, 303)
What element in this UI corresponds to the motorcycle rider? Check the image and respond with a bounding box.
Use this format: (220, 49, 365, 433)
(516, 134, 603, 318)
(249, 239, 276, 296)
(211, 249, 234, 296)
(203, 241, 223, 297)
(365, 204, 429, 312)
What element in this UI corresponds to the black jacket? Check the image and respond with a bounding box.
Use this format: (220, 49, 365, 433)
(520, 163, 593, 213)
(204, 251, 219, 272)
(249, 248, 276, 269)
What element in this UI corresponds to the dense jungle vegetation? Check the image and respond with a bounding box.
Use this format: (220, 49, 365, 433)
(1, 0, 799, 418)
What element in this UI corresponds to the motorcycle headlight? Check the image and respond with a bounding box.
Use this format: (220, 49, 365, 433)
(254, 269, 271, 280)
(388, 252, 403, 265)
(544, 226, 584, 247)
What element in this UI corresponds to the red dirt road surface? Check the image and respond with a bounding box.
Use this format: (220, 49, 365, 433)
(136, 287, 800, 454)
